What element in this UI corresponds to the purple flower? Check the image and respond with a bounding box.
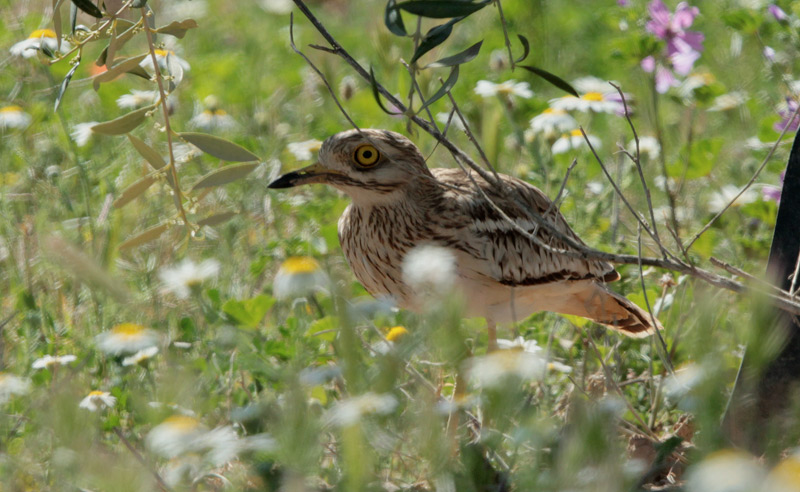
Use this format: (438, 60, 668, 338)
(774, 98, 800, 133)
(762, 171, 786, 203)
(768, 4, 788, 21)
(618, 0, 631, 6)
(641, 56, 679, 93)
(646, 1, 704, 56)
(642, 1, 704, 93)
(764, 46, 776, 61)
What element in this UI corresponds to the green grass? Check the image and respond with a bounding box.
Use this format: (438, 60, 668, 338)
(0, 0, 797, 489)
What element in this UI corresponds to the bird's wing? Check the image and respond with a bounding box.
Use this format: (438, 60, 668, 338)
(431, 168, 619, 286)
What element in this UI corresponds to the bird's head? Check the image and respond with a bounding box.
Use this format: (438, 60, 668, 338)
(268, 129, 432, 202)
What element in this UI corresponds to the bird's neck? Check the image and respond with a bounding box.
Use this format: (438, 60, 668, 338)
(348, 175, 442, 210)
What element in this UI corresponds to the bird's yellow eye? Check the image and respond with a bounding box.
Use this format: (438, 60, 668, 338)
(354, 144, 380, 167)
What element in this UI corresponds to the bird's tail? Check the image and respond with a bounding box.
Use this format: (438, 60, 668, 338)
(555, 282, 663, 337)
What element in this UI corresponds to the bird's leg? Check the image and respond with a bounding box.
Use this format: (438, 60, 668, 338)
(487, 320, 498, 352)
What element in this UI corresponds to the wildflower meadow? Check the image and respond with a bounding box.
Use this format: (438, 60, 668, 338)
(1, 0, 800, 490)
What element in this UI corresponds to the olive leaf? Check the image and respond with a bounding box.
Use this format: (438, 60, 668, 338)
(113, 175, 158, 208)
(197, 211, 237, 227)
(369, 67, 402, 115)
(514, 34, 530, 63)
(410, 17, 462, 64)
(119, 223, 169, 251)
(397, 0, 490, 18)
(92, 53, 149, 91)
(417, 65, 459, 114)
(155, 19, 199, 38)
(71, 0, 102, 18)
(191, 163, 259, 191)
(91, 105, 153, 135)
(127, 134, 167, 170)
(425, 40, 482, 68)
(518, 65, 579, 97)
(54, 61, 79, 112)
(384, 0, 407, 36)
(177, 132, 260, 162)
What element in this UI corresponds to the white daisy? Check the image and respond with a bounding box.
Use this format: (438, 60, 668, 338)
(474, 80, 533, 99)
(172, 142, 203, 163)
(9, 29, 71, 59)
(0, 373, 30, 404)
(159, 259, 220, 299)
(259, 0, 294, 14)
(572, 76, 618, 94)
(529, 108, 577, 140)
(287, 139, 322, 161)
(467, 350, 547, 388)
(122, 346, 159, 366)
(549, 92, 624, 114)
(586, 181, 605, 195)
(628, 136, 661, 160)
(71, 122, 98, 147)
(116, 90, 160, 109)
(402, 245, 457, 295)
(708, 184, 757, 213)
(189, 108, 237, 132)
(707, 91, 748, 112)
(686, 450, 765, 492)
(160, 0, 208, 21)
(140, 49, 191, 72)
(95, 323, 159, 355)
(496, 336, 542, 354)
(373, 326, 409, 354)
(551, 129, 601, 155)
(0, 106, 32, 130)
(273, 256, 329, 300)
(146, 415, 206, 459)
(79, 390, 117, 411)
(326, 392, 397, 427)
(31, 354, 77, 370)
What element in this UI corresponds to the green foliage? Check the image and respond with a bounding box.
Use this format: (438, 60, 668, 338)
(0, 0, 796, 489)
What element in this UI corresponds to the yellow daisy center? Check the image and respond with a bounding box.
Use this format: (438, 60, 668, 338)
(281, 257, 320, 274)
(569, 129, 584, 137)
(385, 326, 408, 342)
(88, 390, 105, 397)
(0, 106, 23, 113)
(213, 109, 227, 116)
(29, 29, 56, 39)
(154, 49, 175, 57)
(164, 415, 200, 431)
(582, 92, 605, 102)
(111, 323, 146, 338)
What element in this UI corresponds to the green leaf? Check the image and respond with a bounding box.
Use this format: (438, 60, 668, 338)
(307, 316, 339, 342)
(155, 19, 199, 38)
(106, 19, 139, 68)
(131, 0, 148, 7)
(369, 67, 402, 115)
(518, 65, 579, 97)
(222, 294, 275, 329)
(127, 135, 167, 170)
(514, 34, 530, 63)
(177, 132, 260, 162)
(669, 138, 722, 180)
(410, 17, 462, 64)
(91, 106, 152, 135)
(397, 0, 490, 18)
(54, 61, 79, 112)
(425, 40, 482, 68)
(53, 0, 65, 50)
(191, 163, 259, 190)
(71, 0, 102, 18)
(69, 2, 77, 33)
(119, 222, 169, 250)
(384, 0, 407, 36)
(113, 175, 158, 208)
(92, 53, 149, 90)
(417, 65, 458, 113)
(197, 211, 237, 227)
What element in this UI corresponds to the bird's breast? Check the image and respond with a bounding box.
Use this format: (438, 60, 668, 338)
(338, 203, 429, 308)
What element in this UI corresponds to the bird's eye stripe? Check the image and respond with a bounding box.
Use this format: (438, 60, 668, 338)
(354, 144, 380, 167)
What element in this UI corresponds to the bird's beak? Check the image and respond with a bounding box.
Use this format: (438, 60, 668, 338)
(268, 162, 334, 189)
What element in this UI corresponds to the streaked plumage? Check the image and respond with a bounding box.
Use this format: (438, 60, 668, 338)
(269, 129, 662, 346)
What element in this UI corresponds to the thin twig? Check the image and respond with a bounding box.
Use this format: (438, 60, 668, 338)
(494, 0, 516, 70)
(611, 82, 667, 259)
(141, 7, 190, 229)
(685, 99, 800, 251)
(637, 224, 673, 374)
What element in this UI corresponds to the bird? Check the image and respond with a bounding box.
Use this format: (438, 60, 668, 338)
(269, 129, 662, 350)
